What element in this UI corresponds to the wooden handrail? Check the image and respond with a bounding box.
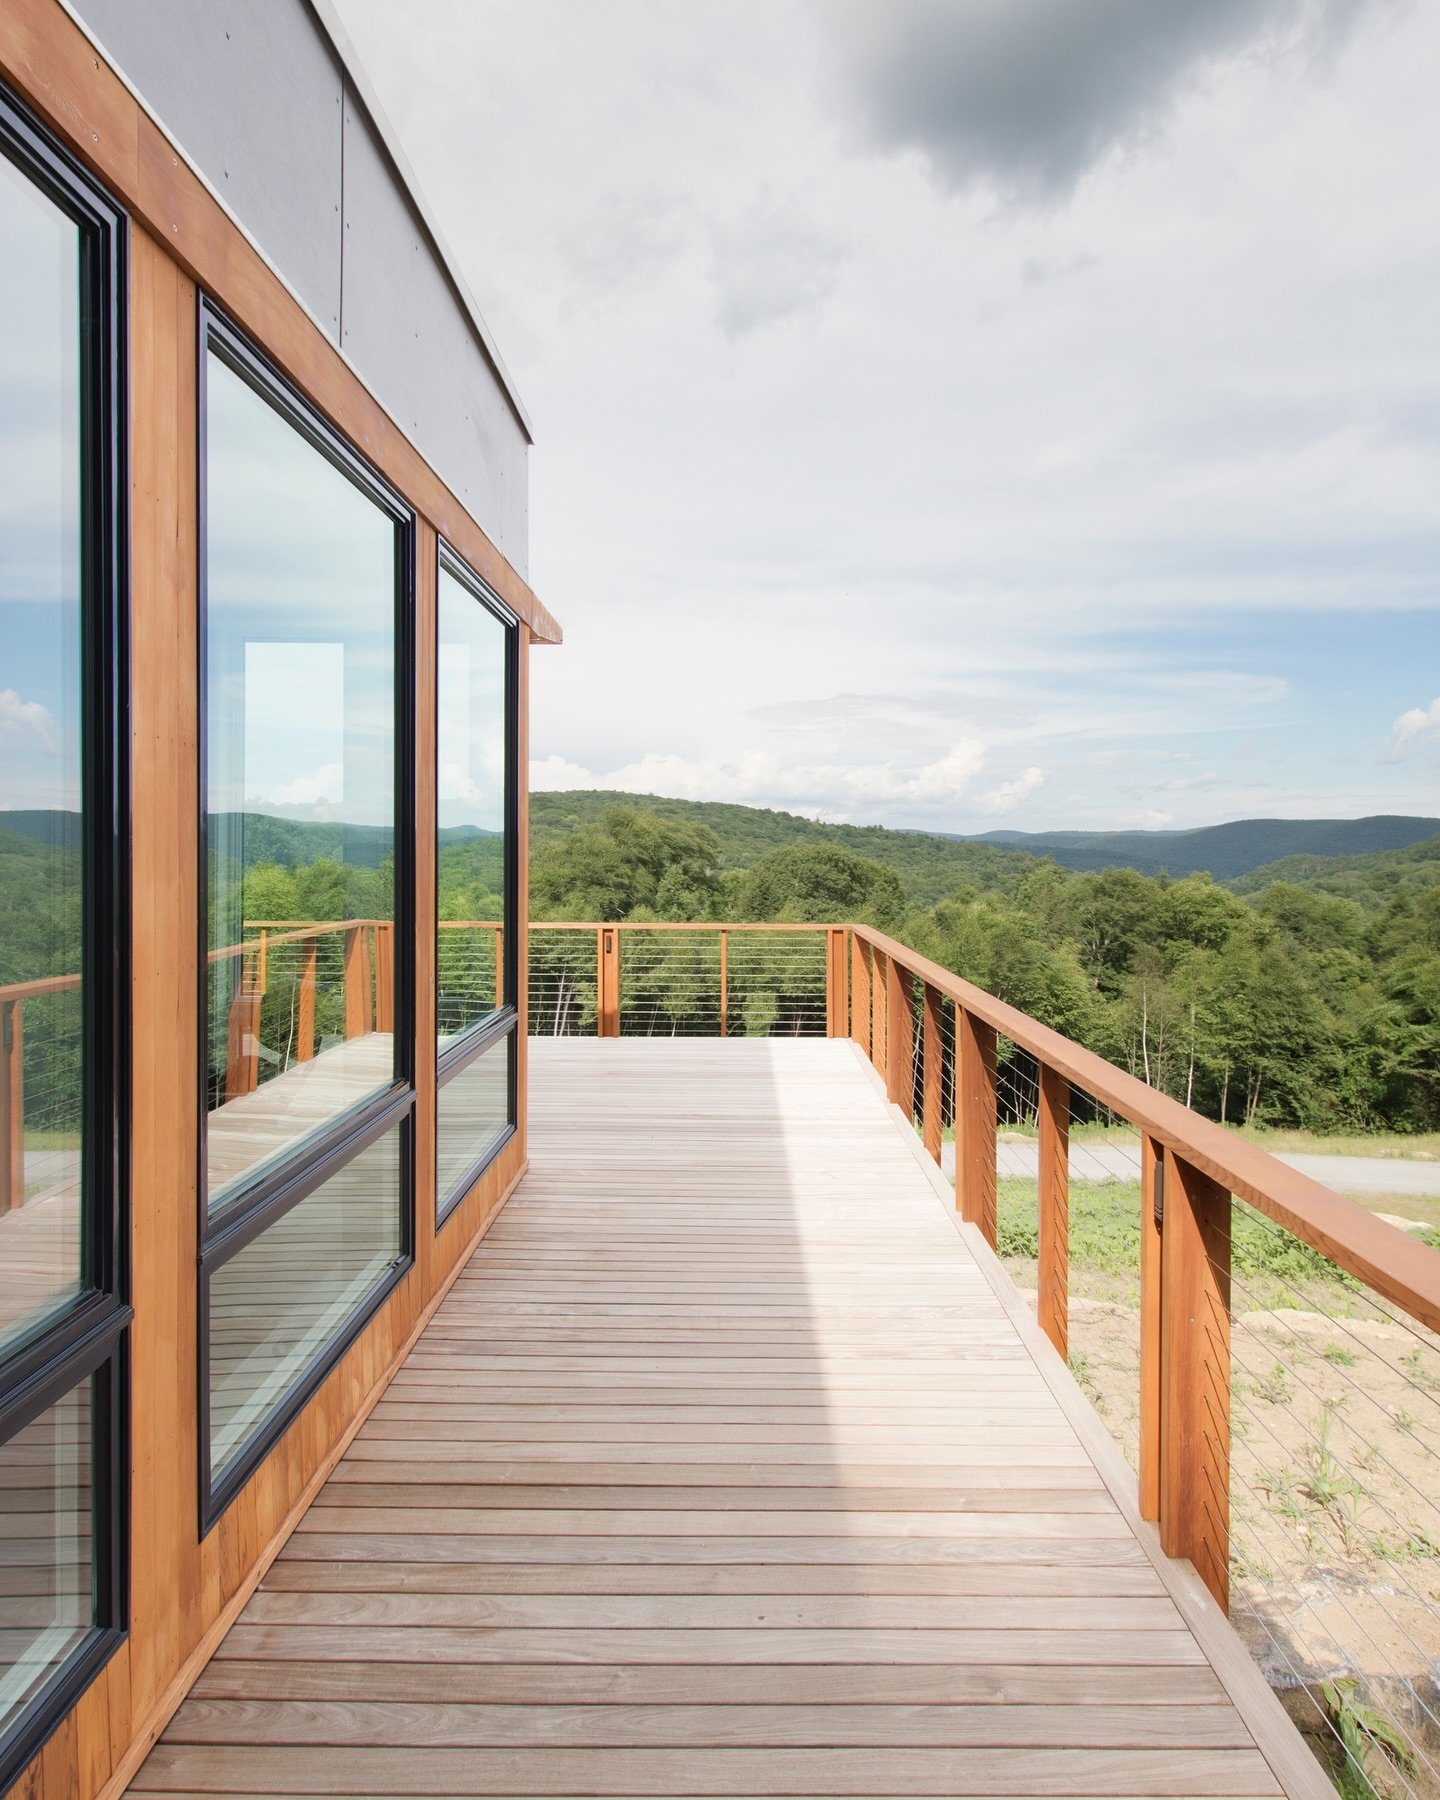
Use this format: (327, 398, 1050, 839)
(0, 971, 82, 1004)
(848, 918, 1440, 1619)
(850, 922, 1440, 1338)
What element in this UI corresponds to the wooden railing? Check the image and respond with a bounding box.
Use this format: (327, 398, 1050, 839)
(527, 922, 848, 1038)
(221, 919, 394, 1099)
(0, 970, 81, 1212)
(848, 923, 1440, 1620)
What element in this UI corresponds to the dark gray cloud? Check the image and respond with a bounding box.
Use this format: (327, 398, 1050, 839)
(827, 0, 1369, 202)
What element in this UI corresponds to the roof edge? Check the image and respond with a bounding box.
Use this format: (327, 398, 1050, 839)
(307, 0, 534, 444)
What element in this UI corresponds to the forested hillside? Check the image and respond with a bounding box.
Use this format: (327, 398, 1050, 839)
(530, 804, 1440, 1135)
(531, 790, 1036, 904)
(968, 814, 1440, 879)
(7, 801, 1436, 1135)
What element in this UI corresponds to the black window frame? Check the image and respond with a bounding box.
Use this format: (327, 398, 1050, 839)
(435, 543, 519, 1229)
(0, 80, 129, 1796)
(195, 299, 416, 1528)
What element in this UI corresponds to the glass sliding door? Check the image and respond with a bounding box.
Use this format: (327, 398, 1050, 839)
(0, 82, 127, 1793)
(198, 302, 414, 1521)
(435, 549, 517, 1225)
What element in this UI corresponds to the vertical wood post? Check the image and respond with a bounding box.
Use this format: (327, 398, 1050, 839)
(597, 927, 621, 1037)
(1, 1000, 22, 1211)
(885, 957, 913, 1114)
(718, 930, 728, 1038)
(495, 926, 504, 1010)
(256, 926, 269, 996)
(224, 988, 260, 1099)
(1037, 1064, 1069, 1358)
(373, 923, 394, 1032)
(343, 923, 372, 1039)
(850, 936, 871, 1058)
(871, 949, 889, 1083)
(826, 928, 847, 1037)
(921, 984, 943, 1163)
(1139, 1134, 1163, 1522)
(1159, 1148, 1232, 1612)
(296, 939, 317, 1063)
(956, 1008, 997, 1245)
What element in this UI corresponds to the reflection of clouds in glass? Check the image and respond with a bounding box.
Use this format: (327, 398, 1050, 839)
(0, 687, 58, 753)
(438, 569, 506, 833)
(242, 642, 344, 810)
(206, 351, 396, 827)
(0, 152, 78, 610)
(0, 153, 80, 814)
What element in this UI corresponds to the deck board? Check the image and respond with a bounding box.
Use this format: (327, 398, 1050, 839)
(127, 1039, 1312, 1799)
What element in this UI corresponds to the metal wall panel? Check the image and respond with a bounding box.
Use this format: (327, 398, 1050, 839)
(70, 0, 530, 569)
(340, 93, 529, 574)
(75, 0, 344, 333)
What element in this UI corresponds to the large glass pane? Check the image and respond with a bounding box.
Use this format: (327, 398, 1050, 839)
(0, 1379, 92, 1733)
(208, 1125, 402, 1481)
(437, 565, 508, 1050)
(0, 149, 85, 1353)
(437, 1036, 511, 1217)
(204, 348, 400, 1213)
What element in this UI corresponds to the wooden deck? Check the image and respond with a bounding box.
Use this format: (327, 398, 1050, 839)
(127, 1038, 1323, 1799)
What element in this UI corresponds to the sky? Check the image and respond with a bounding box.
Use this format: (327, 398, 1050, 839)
(330, 0, 1440, 835)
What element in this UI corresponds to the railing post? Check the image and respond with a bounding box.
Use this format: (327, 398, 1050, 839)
(343, 923, 372, 1039)
(373, 922, 394, 1033)
(1139, 1134, 1163, 1522)
(956, 1007, 997, 1245)
(1037, 1065, 1069, 1359)
(921, 984, 943, 1163)
(495, 925, 504, 1009)
(826, 928, 846, 1038)
(718, 929, 728, 1038)
(1, 1000, 22, 1212)
(224, 987, 260, 1099)
(597, 927, 620, 1037)
(296, 939, 318, 1064)
(871, 948, 889, 1082)
(850, 935, 871, 1058)
(885, 957, 913, 1111)
(1159, 1148, 1232, 1612)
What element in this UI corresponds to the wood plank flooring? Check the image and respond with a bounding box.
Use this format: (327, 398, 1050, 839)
(127, 1039, 1303, 1799)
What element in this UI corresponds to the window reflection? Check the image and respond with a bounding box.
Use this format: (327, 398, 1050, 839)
(208, 1127, 402, 1481)
(436, 563, 509, 1049)
(0, 150, 84, 1353)
(437, 1037, 511, 1219)
(204, 349, 401, 1212)
(0, 1380, 92, 1734)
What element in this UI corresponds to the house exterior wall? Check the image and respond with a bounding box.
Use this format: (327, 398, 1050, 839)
(72, 0, 530, 576)
(0, 2, 554, 1793)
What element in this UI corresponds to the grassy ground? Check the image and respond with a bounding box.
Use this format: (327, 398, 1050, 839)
(993, 1119, 1440, 1159)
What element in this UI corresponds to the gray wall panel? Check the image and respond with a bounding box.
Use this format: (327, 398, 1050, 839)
(71, 0, 529, 570)
(76, 0, 344, 333)
(340, 94, 528, 575)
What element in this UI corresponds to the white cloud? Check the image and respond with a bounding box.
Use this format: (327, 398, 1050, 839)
(708, 195, 847, 339)
(0, 688, 58, 754)
(259, 762, 346, 808)
(531, 739, 989, 822)
(332, 0, 1440, 832)
(1384, 696, 1440, 761)
(1144, 809, 1176, 826)
(977, 766, 1045, 815)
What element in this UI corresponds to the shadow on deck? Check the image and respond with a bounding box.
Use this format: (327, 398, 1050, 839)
(126, 1038, 1325, 1799)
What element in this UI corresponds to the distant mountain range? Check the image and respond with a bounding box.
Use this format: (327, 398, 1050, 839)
(963, 815, 1440, 880)
(6, 802, 1437, 900)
